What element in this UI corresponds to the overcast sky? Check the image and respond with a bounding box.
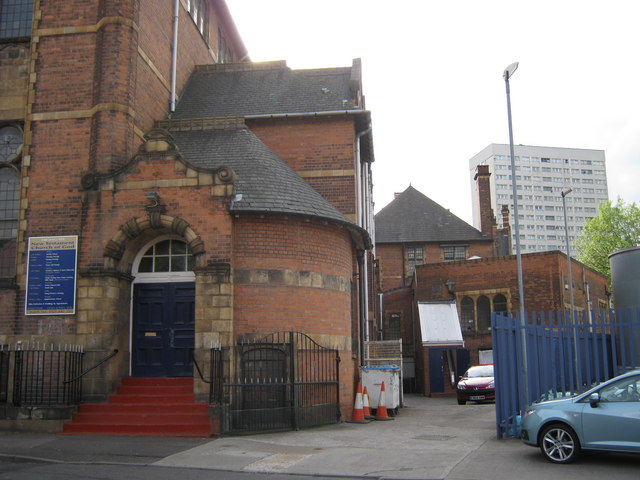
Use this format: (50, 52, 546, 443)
(226, 0, 640, 225)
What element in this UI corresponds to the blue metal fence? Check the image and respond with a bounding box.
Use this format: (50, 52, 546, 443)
(492, 307, 640, 439)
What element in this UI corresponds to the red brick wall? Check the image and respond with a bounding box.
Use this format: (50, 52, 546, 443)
(410, 252, 609, 396)
(233, 214, 357, 418)
(377, 244, 405, 291)
(81, 183, 232, 269)
(248, 117, 357, 217)
(233, 215, 352, 272)
(377, 241, 496, 292)
(414, 251, 609, 314)
(0, 1, 239, 333)
(381, 287, 414, 344)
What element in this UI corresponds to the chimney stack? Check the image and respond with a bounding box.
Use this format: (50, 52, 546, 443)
(474, 165, 496, 237)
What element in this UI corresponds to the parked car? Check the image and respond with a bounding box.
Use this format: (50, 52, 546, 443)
(456, 364, 494, 405)
(521, 370, 640, 463)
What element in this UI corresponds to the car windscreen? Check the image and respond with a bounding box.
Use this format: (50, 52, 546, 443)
(465, 365, 494, 378)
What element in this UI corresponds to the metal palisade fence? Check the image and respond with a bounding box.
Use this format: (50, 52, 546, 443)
(492, 307, 640, 439)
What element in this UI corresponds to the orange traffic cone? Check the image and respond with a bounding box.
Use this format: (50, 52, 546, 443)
(347, 381, 369, 423)
(374, 381, 394, 421)
(362, 386, 374, 419)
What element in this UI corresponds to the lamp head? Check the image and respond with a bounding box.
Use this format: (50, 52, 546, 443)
(561, 188, 573, 197)
(503, 62, 519, 80)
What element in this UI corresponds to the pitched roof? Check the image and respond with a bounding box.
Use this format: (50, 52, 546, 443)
(170, 126, 353, 224)
(156, 60, 372, 248)
(172, 61, 362, 119)
(375, 186, 489, 243)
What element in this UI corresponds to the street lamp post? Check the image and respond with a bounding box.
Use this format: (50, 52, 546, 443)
(503, 62, 529, 408)
(561, 187, 580, 389)
(561, 188, 575, 316)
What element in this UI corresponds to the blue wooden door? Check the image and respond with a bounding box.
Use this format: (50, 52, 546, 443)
(132, 283, 195, 377)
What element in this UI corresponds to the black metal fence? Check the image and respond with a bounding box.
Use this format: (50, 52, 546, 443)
(210, 332, 340, 435)
(0, 342, 84, 406)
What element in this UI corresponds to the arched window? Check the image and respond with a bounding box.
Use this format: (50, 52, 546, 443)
(0, 167, 19, 278)
(477, 295, 491, 332)
(133, 237, 195, 283)
(460, 296, 475, 332)
(493, 293, 508, 314)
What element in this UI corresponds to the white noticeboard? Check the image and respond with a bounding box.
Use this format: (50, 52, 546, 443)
(417, 301, 464, 347)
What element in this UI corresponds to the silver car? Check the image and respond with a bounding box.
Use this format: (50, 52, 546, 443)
(520, 370, 640, 463)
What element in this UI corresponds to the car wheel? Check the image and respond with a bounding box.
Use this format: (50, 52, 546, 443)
(457, 399, 465, 405)
(539, 423, 580, 464)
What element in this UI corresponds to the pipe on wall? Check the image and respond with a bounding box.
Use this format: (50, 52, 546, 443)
(170, 0, 179, 113)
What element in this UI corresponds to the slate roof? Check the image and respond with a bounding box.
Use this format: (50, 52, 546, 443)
(156, 61, 372, 247)
(375, 186, 490, 244)
(170, 127, 353, 224)
(172, 62, 361, 119)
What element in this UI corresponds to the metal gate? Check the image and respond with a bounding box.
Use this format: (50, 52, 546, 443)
(212, 332, 340, 435)
(492, 307, 640, 439)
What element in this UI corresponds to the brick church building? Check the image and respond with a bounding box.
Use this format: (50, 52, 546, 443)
(0, 0, 376, 433)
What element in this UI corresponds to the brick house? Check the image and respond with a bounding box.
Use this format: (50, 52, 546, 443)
(375, 182, 508, 391)
(0, 0, 375, 433)
(413, 251, 610, 396)
(375, 172, 609, 397)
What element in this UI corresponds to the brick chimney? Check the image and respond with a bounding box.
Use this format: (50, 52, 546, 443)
(497, 204, 512, 255)
(500, 204, 510, 230)
(474, 165, 495, 237)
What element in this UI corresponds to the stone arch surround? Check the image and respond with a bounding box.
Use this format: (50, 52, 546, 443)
(102, 214, 206, 274)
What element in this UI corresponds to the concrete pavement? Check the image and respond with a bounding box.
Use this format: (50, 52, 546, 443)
(1, 395, 639, 479)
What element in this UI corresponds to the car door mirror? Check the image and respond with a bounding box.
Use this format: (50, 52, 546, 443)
(589, 392, 600, 408)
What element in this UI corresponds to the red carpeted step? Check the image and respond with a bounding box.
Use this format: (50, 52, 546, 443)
(78, 402, 209, 415)
(61, 377, 213, 437)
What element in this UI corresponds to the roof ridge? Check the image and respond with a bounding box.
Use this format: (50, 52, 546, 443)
(194, 61, 288, 73)
(296, 66, 352, 75)
(157, 116, 245, 131)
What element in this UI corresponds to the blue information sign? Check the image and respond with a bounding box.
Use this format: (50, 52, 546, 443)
(25, 236, 78, 315)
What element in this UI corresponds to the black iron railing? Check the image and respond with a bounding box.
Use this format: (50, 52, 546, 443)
(0, 343, 118, 407)
(0, 345, 9, 404)
(209, 332, 340, 434)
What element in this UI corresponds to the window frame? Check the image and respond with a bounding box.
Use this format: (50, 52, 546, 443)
(442, 245, 467, 262)
(406, 245, 423, 276)
(132, 235, 196, 284)
(0, 0, 34, 39)
(0, 164, 20, 278)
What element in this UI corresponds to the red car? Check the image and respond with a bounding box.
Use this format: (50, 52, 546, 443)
(456, 364, 495, 405)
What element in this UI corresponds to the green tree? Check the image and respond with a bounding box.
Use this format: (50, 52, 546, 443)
(575, 198, 640, 281)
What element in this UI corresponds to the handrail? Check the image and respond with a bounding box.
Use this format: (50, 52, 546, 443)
(63, 349, 119, 384)
(190, 349, 211, 384)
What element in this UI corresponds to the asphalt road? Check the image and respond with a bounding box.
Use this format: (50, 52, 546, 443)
(1, 395, 639, 480)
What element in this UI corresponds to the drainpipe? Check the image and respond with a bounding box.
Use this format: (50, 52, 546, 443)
(355, 125, 372, 347)
(357, 250, 366, 366)
(355, 125, 372, 228)
(379, 292, 384, 340)
(169, 0, 179, 113)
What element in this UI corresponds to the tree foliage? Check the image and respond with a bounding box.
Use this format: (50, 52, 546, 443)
(575, 198, 640, 280)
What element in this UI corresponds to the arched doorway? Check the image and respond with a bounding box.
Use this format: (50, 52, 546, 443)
(131, 236, 196, 377)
